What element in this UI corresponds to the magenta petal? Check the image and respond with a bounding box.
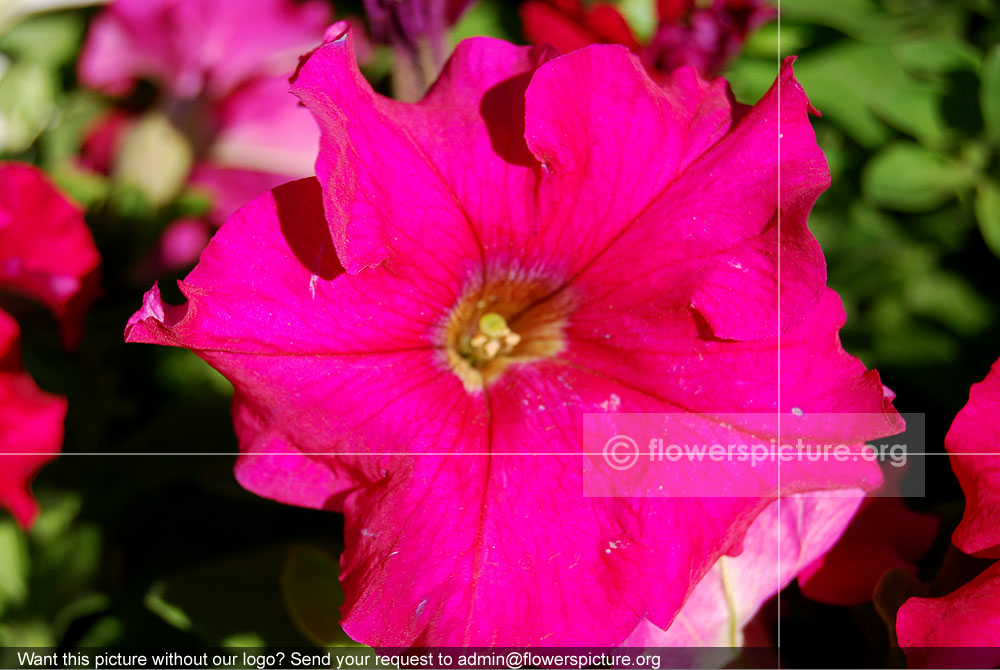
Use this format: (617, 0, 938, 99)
(292, 28, 554, 273)
(0, 310, 66, 528)
(666, 57, 827, 340)
(0, 162, 101, 348)
(523, 46, 736, 279)
(897, 561, 1000, 669)
(946, 356, 1000, 558)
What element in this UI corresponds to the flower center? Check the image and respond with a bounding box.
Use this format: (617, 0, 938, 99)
(468, 313, 521, 364)
(442, 277, 572, 392)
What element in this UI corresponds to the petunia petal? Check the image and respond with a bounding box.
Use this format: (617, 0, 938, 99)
(292, 26, 555, 273)
(946, 356, 1000, 559)
(897, 560, 1000, 669)
(0, 162, 100, 348)
(0, 309, 66, 528)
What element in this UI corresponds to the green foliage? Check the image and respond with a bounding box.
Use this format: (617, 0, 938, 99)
(727, 0, 1000, 416)
(143, 544, 347, 647)
(863, 142, 971, 211)
(0, 493, 106, 656)
(280, 546, 356, 647)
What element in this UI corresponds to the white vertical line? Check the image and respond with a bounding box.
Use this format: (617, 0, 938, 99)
(776, 0, 784, 664)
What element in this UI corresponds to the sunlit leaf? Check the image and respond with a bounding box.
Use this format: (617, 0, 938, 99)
(113, 112, 193, 208)
(982, 45, 1000, 141)
(280, 545, 355, 647)
(0, 520, 29, 617)
(974, 179, 1000, 258)
(0, 60, 56, 153)
(144, 545, 311, 646)
(863, 142, 971, 211)
(0, 13, 84, 67)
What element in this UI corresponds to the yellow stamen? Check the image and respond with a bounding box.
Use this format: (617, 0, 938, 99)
(469, 312, 519, 363)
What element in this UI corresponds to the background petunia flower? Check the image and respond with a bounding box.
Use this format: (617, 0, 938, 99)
(0, 309, 66, 528)
(896, 561, 1000, 669)
(797, 465, 938, 606)
(77, 0, 332, 266)
(944, 356, 1000, 559)
(521, 0, 775, 78)
(126, 30, 900, 646)
(895, 355, 1000, 668)
(0, 161, 101, 348)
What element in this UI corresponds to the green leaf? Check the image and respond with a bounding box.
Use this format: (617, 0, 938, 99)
(28, 492, 103, 619)
(0, 61, 57, 153)
(144, 545, 312, 646)
(280, 546, 355, 647)
(778, 0, 909, 42)
(0, 13, 84, 67)
(893, 37, 981, 74)
(794, 44, 897, 147)
(869, 84, 949, 148)
(982, 45, 1000, 140)
(862, 142, 970, 211)
(739, 22, 801, 60)
(905, 271, 993, 335)
(617, 0, 658, 41)
(722, 59, 780, 106)
(974, 179, 1000, 258)
(450, 0, 509, 44)
(49, 160, 110, 209)
(113, 112, 193, 207)
(0, 520, 29, 617)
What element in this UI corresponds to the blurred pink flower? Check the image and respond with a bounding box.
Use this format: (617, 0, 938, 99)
(126, 30, 899, 646)
(0, 162, 97, 527)
(0, 309, 65, 528)
(797, 465, 938, 606)
(521, 0, 775, 77)
(78, 0, 332, 230)
(945, 357, 1000, 559)
(0, 162, 101, 347)
(896, 356, 1000, 668)
(897, 561, 1000, 669)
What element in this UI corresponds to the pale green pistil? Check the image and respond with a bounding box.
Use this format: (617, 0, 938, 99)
(467, 312, 521, 364)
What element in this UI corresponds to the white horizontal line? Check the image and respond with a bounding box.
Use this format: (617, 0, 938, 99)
(0, 452, 994, 457)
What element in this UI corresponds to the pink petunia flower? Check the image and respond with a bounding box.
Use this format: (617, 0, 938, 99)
(0, 162, 101, 348)
(896, 356, 1000, 668)
(78, 0, 332, 247)
(0, 309, 66, 528)
(126, 29, 900, 646)
(896, 561, 1000, 669)
(945, 357, 1000, 560)
(521, 0, 775, 78)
